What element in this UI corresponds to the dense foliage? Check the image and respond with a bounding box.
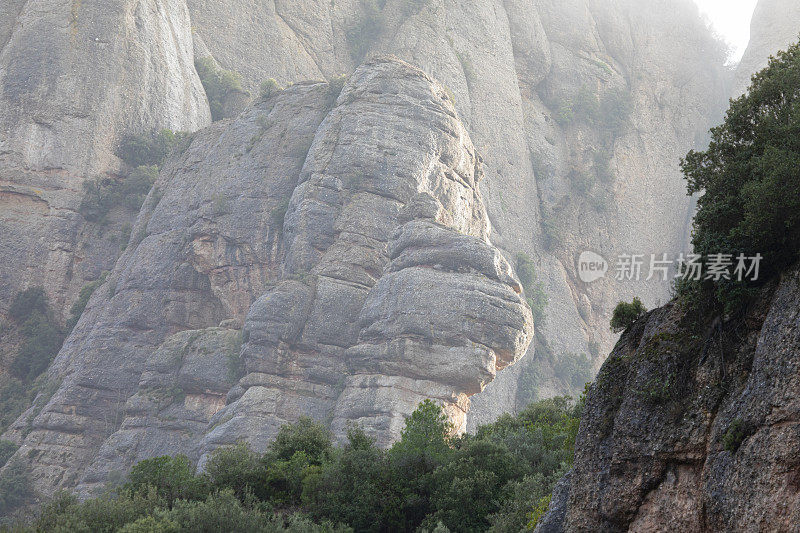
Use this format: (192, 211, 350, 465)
(118, 130, 192, 169)
(6, 289, 64, 383)
(195, 57, 245, 121)
(5, 398, 583, 532)
(609, 297, 647, 333)
(680, 41, 800, 312)
(515, 253, 548, 327)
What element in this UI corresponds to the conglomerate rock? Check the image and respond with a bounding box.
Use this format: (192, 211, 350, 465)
(537, 269, 800, 532)
(2, 57, 533, 497)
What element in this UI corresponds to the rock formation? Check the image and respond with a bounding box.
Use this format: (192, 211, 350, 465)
(536, 268, 800, 532)
(0, 0, 210, 326)
(2, 57, 533, 497)
(734, 0, 800, 96)
(536, 3, 800, 530)
(0, 0, 741, 498)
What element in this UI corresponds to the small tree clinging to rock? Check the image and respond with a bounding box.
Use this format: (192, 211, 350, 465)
(610, 297, 646, 333)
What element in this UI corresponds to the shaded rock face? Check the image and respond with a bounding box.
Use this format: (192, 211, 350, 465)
(0, 0, 211, 327)
(537, 269, 800, 532)
(2, 58, 533, 497)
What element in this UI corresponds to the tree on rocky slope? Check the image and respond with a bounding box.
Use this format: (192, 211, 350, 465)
(681, 40, 800, 311)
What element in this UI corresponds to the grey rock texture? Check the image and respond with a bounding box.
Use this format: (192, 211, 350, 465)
(734, 0, 800, 96)
(1, 0, 756, 498)
(2, 58, 533, 497)
(537, 269, 800, 532)
(79, 327, 241, 495)
(181, 2, 730, 419)
(2, 78, 333, 494)
(0, 0, 211, 330)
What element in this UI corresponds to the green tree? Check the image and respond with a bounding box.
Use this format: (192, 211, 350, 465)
(610, 297, 646, 333)
(303, 427, 400, 532)
(195, 57, 245, 121)
(204, 442, 263, 500)
(123, 455, 209, 506)
(681, 41, 800, 311)
(8, 287, 48, 322)
(0, 458, 33, 517)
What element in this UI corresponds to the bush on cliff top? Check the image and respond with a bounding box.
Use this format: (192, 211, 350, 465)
(610, 297, 647, 333)
(195, 57, 245, 121)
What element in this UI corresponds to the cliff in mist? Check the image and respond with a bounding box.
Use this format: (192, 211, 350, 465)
(536, 3, 800, 530)
(0, 0, 734, 497)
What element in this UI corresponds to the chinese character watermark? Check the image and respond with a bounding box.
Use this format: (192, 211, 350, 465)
(577, 252, 763, 283)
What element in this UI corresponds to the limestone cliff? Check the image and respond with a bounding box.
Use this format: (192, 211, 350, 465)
(734, 0, 800, 96)
(184, 0, 730, 422)
(536, 268, 800, 532)
(0, 0, 210, 328)
(0, 0, 735, 498)
(2, 57, 533, 497)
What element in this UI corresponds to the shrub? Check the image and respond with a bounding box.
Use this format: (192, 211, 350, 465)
(123, 455, 209, 506)
(0, 458, 33, 517)
(680, 41, 800, 312)
(722, 418, 750, 453)
(599, 89, 633, 134)
(80, 165, 158, 224)
(118, 129, 191, 169)
(66, 272, 109, 332)
(12, 312, 64, 382)
(259, 78, 282, 100)
(195, 57, 245, 121)
(33, 488, 165, 532)
(528, 494, 553, 530)
(515, 253, 548, 326)
(205, 442, 263, 499)
(553, 352, 593, 391)
(302, 427, 395, 531)
(0, 378, 30, 433)
(0, 440, 18, 468)
(346, 0, 386, 61)
(426, 439, 521, 532)
(610, 297, 647, 333)
(271, 417, 332, 465)
(8, 287, 48, 323)
(8, 288, 64, 383)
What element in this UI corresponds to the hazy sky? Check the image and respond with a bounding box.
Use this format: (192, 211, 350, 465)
(693, 0, 759, 62)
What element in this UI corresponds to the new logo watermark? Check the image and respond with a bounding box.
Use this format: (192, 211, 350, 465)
(577, 252, 763, 283)
(578, 251, 609, 283)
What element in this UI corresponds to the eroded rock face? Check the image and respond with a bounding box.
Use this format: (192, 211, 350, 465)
(2, 58, 533, 497)
(0, 0, 211, 327)
(1, 79, 333, 495)
(1, 0, 733, 426)
(177, 1, 731, 420)
(536, 270, 800, 532)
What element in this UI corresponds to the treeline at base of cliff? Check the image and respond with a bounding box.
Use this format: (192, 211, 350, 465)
(0, 397, 582, 532)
